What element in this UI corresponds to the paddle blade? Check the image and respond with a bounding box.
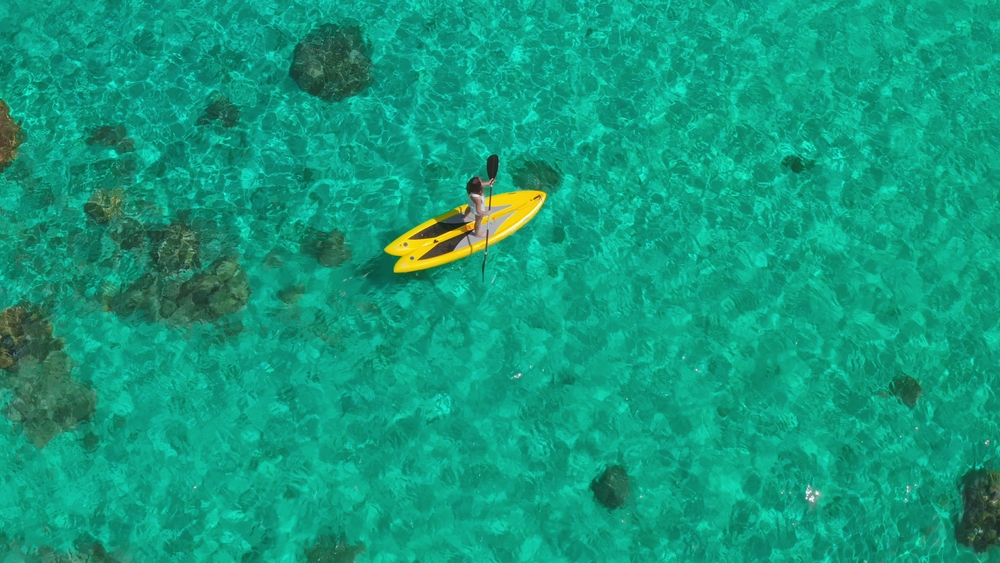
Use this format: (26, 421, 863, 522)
(486, 154, 499, 180)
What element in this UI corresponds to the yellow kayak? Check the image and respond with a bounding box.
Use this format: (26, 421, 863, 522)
(387, 190, 546, 273)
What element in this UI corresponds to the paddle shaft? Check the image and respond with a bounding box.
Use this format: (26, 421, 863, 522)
(482, 155, 499, 282)
(481, 184, 494, 279)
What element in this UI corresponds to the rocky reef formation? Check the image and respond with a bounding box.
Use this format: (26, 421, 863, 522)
(0, 304, 94, 449)
(889, 374, 922, 408)
(106, 219, 249, 326)
(84, 187, 125, 225)
(510, 159, 563, 193)
(165, 256, 251, 322)
(781, 155, 815, 174)
(146, 140, 187, 178)
(304, 533, 365, 563)
(132, 28, 160, 56)
(0, 304, 64, 370)
(85, 124, 135, 155)
(6, 351, 96, 449)
(109, 256, 250, 325)
(0, 99, 23, 172)
(301, 228, 352, 267)
(290, 24, 373, 102)
(110, 216, 146, 251)
(591, 465, 630, 510)
(106, 272, 161, 320)
(278, 283, 306, 305)
(196, 92, 240, 128)
(9, 537, 123, 562)
(957, 468, 1000, 552)
(149, 221, 201, 274)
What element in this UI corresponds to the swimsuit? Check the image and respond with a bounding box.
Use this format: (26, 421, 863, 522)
(467, 193, 486, 218)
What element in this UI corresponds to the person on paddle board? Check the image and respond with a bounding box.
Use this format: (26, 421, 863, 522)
(464, 176, 494, 237)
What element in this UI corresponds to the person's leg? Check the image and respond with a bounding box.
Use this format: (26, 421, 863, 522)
(474, 215, 485, 237)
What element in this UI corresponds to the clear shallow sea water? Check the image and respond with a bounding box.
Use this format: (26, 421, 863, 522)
(2, 0, 1000, 561)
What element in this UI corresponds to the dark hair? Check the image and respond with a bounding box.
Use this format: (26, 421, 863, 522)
(466, 177, 483, 195)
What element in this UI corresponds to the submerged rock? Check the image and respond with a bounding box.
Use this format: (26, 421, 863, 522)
(6, 351, 96, 448)
(278, 283, 306, 304)
(147, 140, 187, 178)
(26, 540, 123, 562)
(957, 468, 1000, 552)
(510, 159, 562, 193)
(109, 257, 250, 325)
(132, 28, 160, 57)
(150, 221, 201, 274)
(889, 375, 922, 408)
(82, 430, 101, 452)
(107, 272, 162, 320)
(302, 228, 352, 267)
(0, 99, 23, 172)
(781, 155, 815, 174)
(196, 92, 240, 128)
(290, 24, 374, 102)
(0, 304, 64, 370)
(85, 124, 135, 154)
(591, 465, 630, 510)
(170, 256, 251, 322)
(84, 187, 125, 225)
(304, 534, 365, 563)
(110, 216, 146, 251)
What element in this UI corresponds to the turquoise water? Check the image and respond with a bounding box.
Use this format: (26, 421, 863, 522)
(2, 0, 1000, 560)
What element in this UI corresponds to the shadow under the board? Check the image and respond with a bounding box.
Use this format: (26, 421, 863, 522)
(354, 252, 428, 292)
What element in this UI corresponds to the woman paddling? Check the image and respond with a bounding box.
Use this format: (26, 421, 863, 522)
(464, 175, 494, 238)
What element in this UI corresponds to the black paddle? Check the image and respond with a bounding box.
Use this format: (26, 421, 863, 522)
(481, 154, 499, 282)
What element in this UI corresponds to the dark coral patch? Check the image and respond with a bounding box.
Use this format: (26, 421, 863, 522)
(290, 24, 374, 102)
(169, 256, 251, 323)
(24, 540, 123, 562)
(889, 375, 922, 408)
(304, 533, 366, 563)
(110, 217, 145, 251)
(0, 99, 23, 172)
(108, 257, 250, 326)
(5, 351, 96, 448)
(0, 304, 64, 371)
(591, 465, 630, 510)
(301, 228, 352, 267)
(510, 159, 563, 193)
(196, 92, 240, 128)
(107, 273, 161, 321)
(957, 468, 1000, 552)
(781, 155, 815, 174)
(132, 28, 160, 56)
(149, 222, 201, 274)
(84, 187, 125, 225)
(278, 283, 306, 304)
(85, 125, 135, 154)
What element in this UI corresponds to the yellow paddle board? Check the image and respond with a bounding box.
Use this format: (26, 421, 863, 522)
(387, 190, 546, 273)
(384, 190, 544, 256)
